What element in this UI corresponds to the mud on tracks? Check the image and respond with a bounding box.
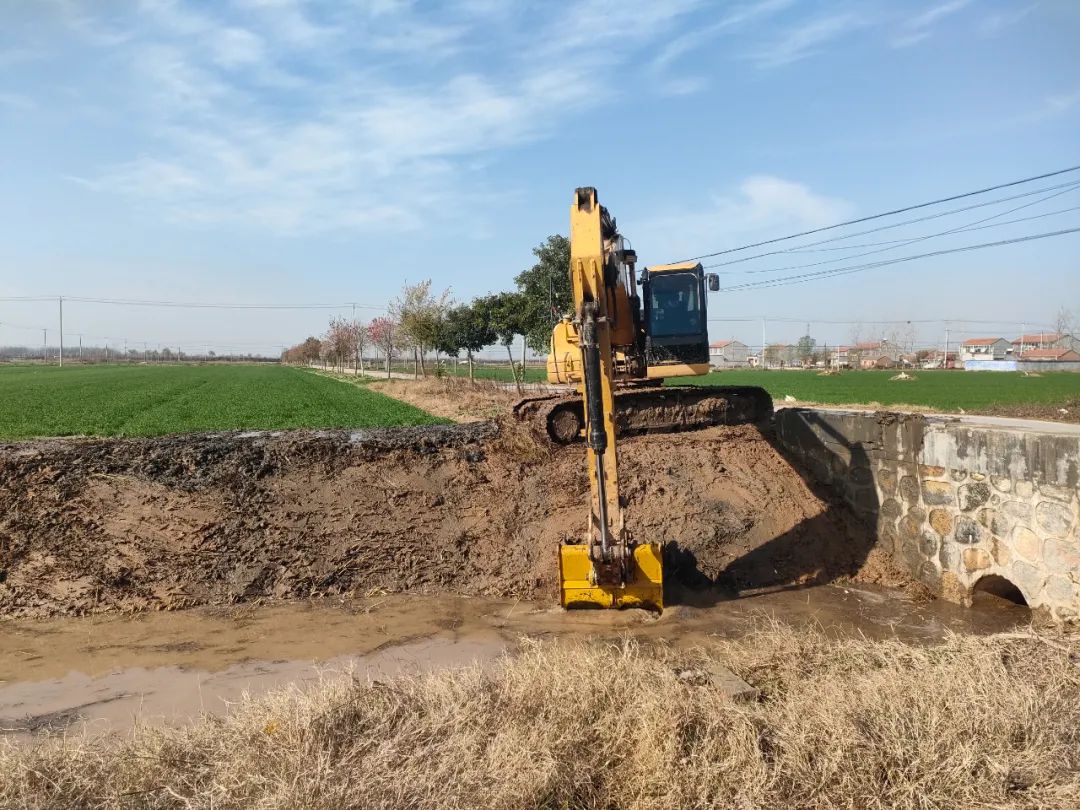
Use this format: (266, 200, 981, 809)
(0, 421, 903, 619)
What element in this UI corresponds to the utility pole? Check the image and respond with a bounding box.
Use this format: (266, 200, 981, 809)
(761, 317, 767, 370)
(58, 296, 64, 368)
(78, 334, 83, 361)
(144, 342, 148, 363)
(124, 338, 128, 361)
(942, 326, 949, 370)
(105, 340, 109, 363)
(42, 329, 47, 364)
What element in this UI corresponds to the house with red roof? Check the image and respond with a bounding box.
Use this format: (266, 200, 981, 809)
(959, 337, 1010, 363)
(1011, 332, 1080, 354)
(1018, 347, 1080, 362)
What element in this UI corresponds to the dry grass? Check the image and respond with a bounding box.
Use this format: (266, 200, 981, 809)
(4, 624, 1079, 809)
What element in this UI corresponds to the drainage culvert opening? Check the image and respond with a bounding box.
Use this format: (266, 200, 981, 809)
(972, 574, 1029, 607)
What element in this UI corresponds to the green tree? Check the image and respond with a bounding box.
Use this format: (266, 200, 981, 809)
(796, 335, 816, 364)
(513, 234, 571, 354)
(437, 303, 496, 382)
(478, 291, 528, 392)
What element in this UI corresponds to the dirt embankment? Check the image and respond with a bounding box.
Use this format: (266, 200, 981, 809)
(0, 419, 905, 619)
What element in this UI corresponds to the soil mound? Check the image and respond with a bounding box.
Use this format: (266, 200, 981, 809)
(0, 421, 896, 618)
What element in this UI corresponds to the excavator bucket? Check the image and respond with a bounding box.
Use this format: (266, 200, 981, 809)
(559, 543, 664, 610)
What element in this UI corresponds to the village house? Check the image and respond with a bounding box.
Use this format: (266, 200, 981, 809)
(960, 337, 1011, 363)
(1019, 347, 1080, 363)
(1011, 332, 1080, 355)
(708, 339, 749, 368)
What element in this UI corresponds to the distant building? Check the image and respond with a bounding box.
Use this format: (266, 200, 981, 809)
(849, 339, 900, 367)
(1018, 347, 1080, 362)
(709, 339, 749, 368)
(861, 354, 896, 370)
(922, 349, 958, 369)
(1011, 333, 1080, 354)
(960, 337, 1010, 364)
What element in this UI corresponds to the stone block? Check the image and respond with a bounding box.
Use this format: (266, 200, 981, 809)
(1044, 537, 1080, 571)
(899, 514, 924, 542)
(992, 538, 1012, 567)
(1010, 560, 1045, 600)
(929, 508, 953, 537)
(900, 475, 920, 504)
(1011, 526, 1042, 562)
(940, 541, 962, 571)
(918, 559, 942, 587)
(880, 498, 902, 519)
(920, 465, 946, 478)
(850, 465, 874, 486)
(954, 516, 981, 545)
(901, 537, 924, 571)
(1038, 484, 1074, 503)
(1035, 501, 1074, 538)
(958, 482, 991, 512)
(950, 469, 967, 483)
(1043, 575, 1075, 605)
(1002, 501, 1032, 521)
(1014, 480, 1034, 498)
(919, 530, 939, 558)
(877, 467, 897, 497)
(991, 475, 1012, 493)
(922, 480, 955, 507)
(962, 548, 992, 572)
(970, 473, 986, 482)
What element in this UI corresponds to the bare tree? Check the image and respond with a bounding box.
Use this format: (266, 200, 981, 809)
(390, 280, 453, 378)
(1055, 306, 1075, 335)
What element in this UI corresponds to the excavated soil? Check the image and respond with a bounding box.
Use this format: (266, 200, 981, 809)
(0, 420, 906, 619)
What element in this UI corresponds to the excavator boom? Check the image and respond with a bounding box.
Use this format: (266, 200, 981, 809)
(558, 188, 664, 610)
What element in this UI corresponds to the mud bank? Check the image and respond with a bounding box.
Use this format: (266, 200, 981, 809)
(0, 421, 907, 618)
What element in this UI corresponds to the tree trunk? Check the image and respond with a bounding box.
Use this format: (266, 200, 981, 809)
(468, 350, 474, 382)
(520, 334, 527, 384)
(419, 344, 427, 378)
(413, 347, 418, 379)
(506, 343, 522, 394)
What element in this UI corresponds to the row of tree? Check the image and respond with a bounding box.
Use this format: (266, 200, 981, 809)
(281, 235, 572, 390)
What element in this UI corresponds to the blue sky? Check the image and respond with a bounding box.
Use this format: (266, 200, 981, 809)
(1, 0, 1078, 356)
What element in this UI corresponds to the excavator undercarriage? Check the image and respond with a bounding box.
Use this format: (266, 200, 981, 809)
(513, 384, 773, 444)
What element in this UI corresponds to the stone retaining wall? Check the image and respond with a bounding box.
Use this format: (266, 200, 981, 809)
(774, 408, 1080, 619)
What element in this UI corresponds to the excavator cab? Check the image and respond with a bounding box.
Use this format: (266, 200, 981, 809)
(640, 262, 715, 379)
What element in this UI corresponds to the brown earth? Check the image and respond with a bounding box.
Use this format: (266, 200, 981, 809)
(0, 416, 908, 619)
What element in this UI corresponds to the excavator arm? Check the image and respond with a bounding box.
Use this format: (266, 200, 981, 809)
(558, 188, 664, 610)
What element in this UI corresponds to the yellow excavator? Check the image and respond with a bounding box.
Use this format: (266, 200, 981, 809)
(523, 187, 772, 610)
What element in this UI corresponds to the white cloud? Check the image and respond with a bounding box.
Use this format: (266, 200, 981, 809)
(891, 0, 973, 48)
(59, 1, 690, 234)
(638, 176, 854, 262)
(745, 12, 867, 68)
(979, 4, 1036, 36)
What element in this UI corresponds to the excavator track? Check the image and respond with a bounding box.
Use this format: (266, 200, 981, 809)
(513, 385, 773, 445)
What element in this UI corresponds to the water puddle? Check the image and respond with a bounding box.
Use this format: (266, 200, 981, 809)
(0, 585, 1029, 743)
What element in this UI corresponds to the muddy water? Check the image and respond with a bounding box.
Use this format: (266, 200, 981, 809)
(0, 585, 1028, 744)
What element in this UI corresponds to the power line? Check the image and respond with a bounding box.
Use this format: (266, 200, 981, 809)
(61, 296, 387, 311)
(773, 203, 1080, 253)
(700, 178, 1080, 268)
(711, 182, 1080, 275)
(717, 226, 1080, 292)
(679, 163, 1080, 262)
